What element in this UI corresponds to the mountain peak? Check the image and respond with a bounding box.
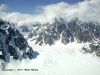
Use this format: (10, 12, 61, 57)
(0, 19, 36, 64)
(28, 18, 100, 45)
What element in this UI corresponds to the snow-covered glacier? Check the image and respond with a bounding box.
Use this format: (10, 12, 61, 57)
(0, 41, 100, 75)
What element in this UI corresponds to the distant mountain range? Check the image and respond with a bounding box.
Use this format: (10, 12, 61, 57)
(28, 17, 100, 45)
(0, 17, 100, 64)
(27, 17, 100, 57)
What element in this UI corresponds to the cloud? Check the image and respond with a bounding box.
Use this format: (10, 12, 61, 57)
(40, 0, 100, 22)
(0, 4, 8, 11)
(0, 0, 100, 25)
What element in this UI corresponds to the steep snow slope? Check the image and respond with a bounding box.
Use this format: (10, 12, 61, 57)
(0, 41, 100, 75)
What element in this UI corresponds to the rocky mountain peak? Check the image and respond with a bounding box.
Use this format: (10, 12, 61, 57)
(0, 19, 36, 64)
(28, 17, 100, 45)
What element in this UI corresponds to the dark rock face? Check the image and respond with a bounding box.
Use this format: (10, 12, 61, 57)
(81, 41, 100, 57)
(28, 17, 100, 45)
(0, 19, 35, 63)
(19, 25, 30, 32)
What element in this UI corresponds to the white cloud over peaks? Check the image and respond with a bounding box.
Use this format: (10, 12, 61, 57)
(40, 0, 100, 22)
(0, 0, 100, 25)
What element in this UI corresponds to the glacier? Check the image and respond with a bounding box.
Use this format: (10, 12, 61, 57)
(0, 41, 100, 75)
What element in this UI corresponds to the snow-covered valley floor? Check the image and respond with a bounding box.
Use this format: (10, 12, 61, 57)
(0, 41, 100, 75)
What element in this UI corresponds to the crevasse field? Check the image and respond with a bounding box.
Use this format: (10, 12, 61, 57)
(0, 41, 100, 75)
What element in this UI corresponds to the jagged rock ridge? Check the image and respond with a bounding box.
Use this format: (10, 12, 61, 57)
(81, 41, 100, 57)
(28, 17, 100, 45)
(0, 19, 35, 63)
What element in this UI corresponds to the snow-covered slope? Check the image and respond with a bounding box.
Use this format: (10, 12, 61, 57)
(0, 42, 100, 75)
(28, 17, 100, 45)
(0, 19, 35, 64)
